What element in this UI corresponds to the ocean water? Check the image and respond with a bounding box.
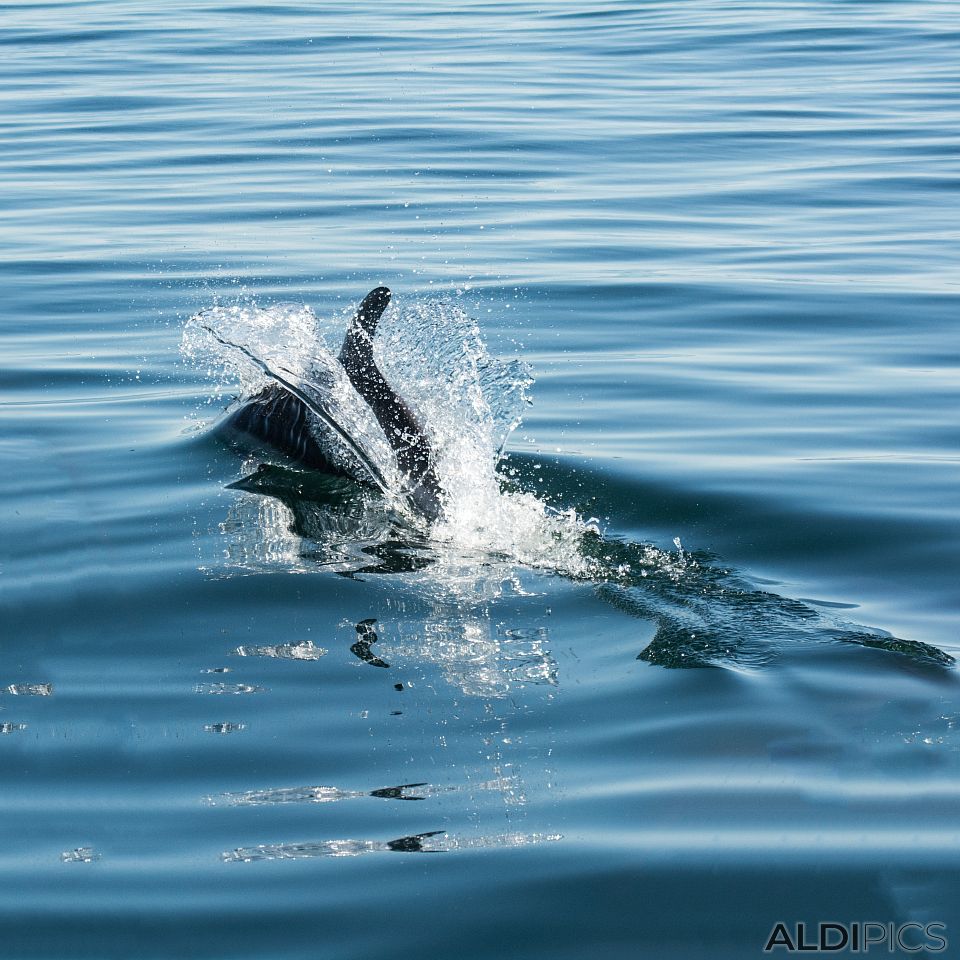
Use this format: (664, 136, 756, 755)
(2, 2, 960, 958)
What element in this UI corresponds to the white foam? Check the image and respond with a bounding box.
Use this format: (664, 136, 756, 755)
(183, 295, 600, 588)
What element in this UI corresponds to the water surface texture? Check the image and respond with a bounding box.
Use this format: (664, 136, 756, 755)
(2, 3, 960, 958)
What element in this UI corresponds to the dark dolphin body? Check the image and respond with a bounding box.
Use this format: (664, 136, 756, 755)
(225, 287, 443, 521)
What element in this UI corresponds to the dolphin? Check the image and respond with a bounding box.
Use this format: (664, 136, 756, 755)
(224, 287, 443, 521)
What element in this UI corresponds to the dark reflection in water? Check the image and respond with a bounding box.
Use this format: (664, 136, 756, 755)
(221, 463, 434, 577)
(217, 463, 954, 675)
(351, 619, 390, 669)
(590, 543, 955, 670)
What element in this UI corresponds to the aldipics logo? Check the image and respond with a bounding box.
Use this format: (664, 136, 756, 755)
(763, 922, 947, 954)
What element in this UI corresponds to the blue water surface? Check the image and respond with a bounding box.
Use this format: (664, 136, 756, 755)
(2, 2, 960, 958)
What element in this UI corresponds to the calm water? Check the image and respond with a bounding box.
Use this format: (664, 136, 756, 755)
(3, 2, 960, 957)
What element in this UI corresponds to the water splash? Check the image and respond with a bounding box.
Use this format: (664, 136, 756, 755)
(183, 296, 953, 673)
(183, 294, 599, 581)
(183, 302, 395, 493)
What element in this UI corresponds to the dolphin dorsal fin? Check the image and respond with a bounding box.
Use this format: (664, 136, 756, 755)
(337, 287, 442, 520)
(341, 286, 391, 346)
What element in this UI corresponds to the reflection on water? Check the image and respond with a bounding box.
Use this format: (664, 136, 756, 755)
(223, 831, 562, 863)
(4, 683, 53, 697)
(350, 619, 390, 669)
(195, 682, 266, 695)
(210, 460, 953, 677)
(204, 722, 246, 735)
(590, 539, 955, 670)
(209, 776, 518, 807)
(208, 602, 559, 857)
(234, 640, 327, 660)
(213, 464, 413, 577)
(198, 463, 563, 860)
(384, 619, 558, 699)
(60, 848, 102, 864)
